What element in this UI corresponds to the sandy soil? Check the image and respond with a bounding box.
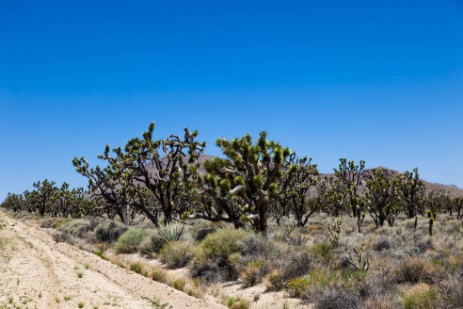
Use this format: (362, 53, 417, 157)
(0, 211, 225, 309)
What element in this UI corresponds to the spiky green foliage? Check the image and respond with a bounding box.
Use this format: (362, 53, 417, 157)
(202, 131, 296, 235)
(158, 224, 184, 242)
(118, 122, 206, 225)
(273, 156, 319, 227)
(333, 159, 366, 232)
(334, 159, 365, 217)
(396, 168, 425, 218)
(0, 193, 25, 212)
(366, 168, 400, 227)
(73, 147, 135, 225)
(32, 179, 58, 216)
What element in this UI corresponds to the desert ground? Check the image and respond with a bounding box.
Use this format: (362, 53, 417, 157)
(0, 211, 226, 309)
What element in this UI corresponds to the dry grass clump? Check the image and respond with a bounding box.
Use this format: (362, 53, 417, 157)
(189, 228, 248, 283)
(151, 266, 169, 283)
(140, 231, 168, 256)
(308, 242, 333, 262)
(264, 249, 311, 291)
(438, 265, 463, 308)
(114, 228, 148, 254)
(239, 259, 270, 287)
(169, 276, 205, 298)
(57, 218, 92, 237)
(159, 241, 194, 268)
(52, 231, 77, 245)
(310, 283, 360, 309)
(224, 295, 251, 309)
(402, 283, 438, 309)
(395, 256, 445, 284)
(362, 294, 401, 309)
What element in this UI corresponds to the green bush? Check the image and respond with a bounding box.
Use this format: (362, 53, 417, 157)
(190, 228, 248, 283)
(309, 242, 332, 261)
(151, 267, 168, 283)
(140, 225, 185, 256)
(403, 284, 438, 309)
(141, 232, 168, 256)
(114, 228, 148, 254)
(159, 224, 184, 242)
(129, 262, 143, 274)
(200, 228, 248, 260)
(159, 241, 194, 268)
(287, 277, 311, 298)
(225, 296, 251, 309)
(240, 260, 270, 287)
(264, 269, 284, 291)
(396, 257, 444, 284)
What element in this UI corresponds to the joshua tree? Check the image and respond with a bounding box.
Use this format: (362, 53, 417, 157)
(32, 179, 58, 217)
(396, 168, 425, 218)
(278, 156, 319, 227)
(454, 197, 463, 220)
(122, 122, 206, 225)
(333, 159, 366, 232)
(318, 176, 348, 218)
(365, 168, 399, 227)
(73, 146, 135, 225)
(334, 159, 365, 217)
(203, 131, 296, 237)
(0, 193, 25, 212)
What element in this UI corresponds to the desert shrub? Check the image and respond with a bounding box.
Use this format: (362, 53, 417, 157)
(238, 233, 277, 260)
(372, 237, 392, 252)
(281, 250, 311, 281)
(225, 296, 251, 309)
(58, 218, 92, 237)
(363, 294, 401, 309)
(357, 277, 389, 300)
(159, 241, 194, 268)
(264, 250, 311, 291)
(403, 284, 438, 309)
(264, 269, 284, 291)
(240, 260, 270, 287)
(140, 232, 167, 256)
(171, 277, 187, 291)
(129, 262, 143, 274)
(287, 277, 311, 298)
(114, 228, 148, 254)
(140, 225, 185, 256)
(52, 231, 77, 245)
(192, 224, 217, 241)
(309, 242, 333, 261)
(200, 228, 248, 260)
(151, 267, 168, 283)
(40, 217, 58, 228)
(396, 256, 444, 284)
(438, 271, 463, 307)
(311, 283, 361, 309)
(190, 228, 248, 283)
(94, 221, 127, 243)
(159, 224, 184, 242)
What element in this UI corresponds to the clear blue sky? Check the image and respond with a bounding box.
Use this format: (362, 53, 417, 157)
(1, 1, 463, 199)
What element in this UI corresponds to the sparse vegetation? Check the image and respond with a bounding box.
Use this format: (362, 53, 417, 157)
(2, 124, 463, 308)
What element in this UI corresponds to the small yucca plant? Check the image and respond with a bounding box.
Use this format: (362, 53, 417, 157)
(159, 224, 184, 242)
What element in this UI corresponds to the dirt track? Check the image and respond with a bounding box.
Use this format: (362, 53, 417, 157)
(0, 211, 225, 309)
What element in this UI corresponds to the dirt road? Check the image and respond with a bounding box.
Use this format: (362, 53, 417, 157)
(0, 211, 225, 309)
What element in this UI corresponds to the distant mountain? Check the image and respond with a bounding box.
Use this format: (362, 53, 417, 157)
(151, 155, 463, 198)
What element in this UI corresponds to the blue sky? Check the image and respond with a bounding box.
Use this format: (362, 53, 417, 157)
(1, 1, 463, 199)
